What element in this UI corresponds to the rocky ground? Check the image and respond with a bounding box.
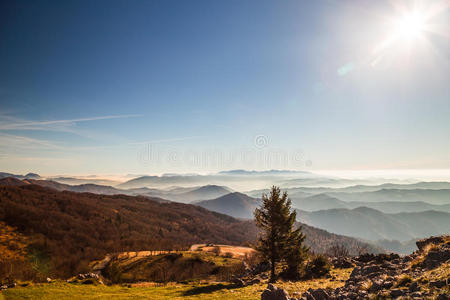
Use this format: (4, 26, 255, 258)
(262, 235, 450, 300)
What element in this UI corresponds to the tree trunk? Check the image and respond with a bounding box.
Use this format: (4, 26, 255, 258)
(270, 257, 276, 282)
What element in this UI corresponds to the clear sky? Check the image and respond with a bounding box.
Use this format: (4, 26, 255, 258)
(0, 0, 449, 176)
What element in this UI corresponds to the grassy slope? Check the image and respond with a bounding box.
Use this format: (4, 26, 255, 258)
(2, 268, 352, 300)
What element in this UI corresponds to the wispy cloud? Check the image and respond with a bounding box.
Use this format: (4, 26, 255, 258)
(0, 113, 201, 154)
(0, 132, 64, 150)
(0, 113, 143, 152)
(0, 114, 142, 130)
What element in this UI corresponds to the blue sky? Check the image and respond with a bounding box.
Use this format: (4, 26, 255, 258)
(0, 0, 449, 175)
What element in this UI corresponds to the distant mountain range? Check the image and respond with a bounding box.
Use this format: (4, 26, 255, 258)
(247, 181, 450, 197)
(192, 190, 450, 251)
(296, 207, 450, 242)
(0, 177, 230, 203)
(0, 172, 41, 180)
(0, 181, 381, 278)
(329, 189, 450, 205)
(290, 193, 450, 213)
(196, 192, 260, 219)
(115, 170, 343, 190)
(2, 172, 450, 255)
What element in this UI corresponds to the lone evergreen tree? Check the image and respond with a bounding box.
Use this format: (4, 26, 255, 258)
(283, 224, 309, 279)
(254, 186, 308, 282)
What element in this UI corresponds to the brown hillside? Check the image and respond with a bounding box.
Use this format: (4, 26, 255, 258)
(0, 183, 380, 279)
(0, 184, 257, 278)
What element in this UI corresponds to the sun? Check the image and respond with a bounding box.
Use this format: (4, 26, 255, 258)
(395, 12, 426, 39)
(371, 2, 443, 65)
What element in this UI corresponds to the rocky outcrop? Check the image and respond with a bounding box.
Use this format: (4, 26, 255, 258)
(416, 236, 445, 252)
(261, 283, 291, 300)
(330, 257, 354, 269)
(67, 273, 104, 285)
(260, 235, 450, 300)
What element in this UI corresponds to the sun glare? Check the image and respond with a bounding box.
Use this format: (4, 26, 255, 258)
(395, 12, 426, 39)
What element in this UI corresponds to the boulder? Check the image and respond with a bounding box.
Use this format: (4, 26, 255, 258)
(390, 289, 406, 298)
(368, 279, 383, 293)
(301, 290, 315, 300)
(309, 288, 331, 300)
(361, 265, 381, 275)
(261, 284, 290, 300)
(422, 248, 450, 269)
(437, 293, 450, 300)
(429, 280, 446, 288)
(331, 257, 354, 269)
(416, 236, 445, 252)
(408, 281, 419, 292)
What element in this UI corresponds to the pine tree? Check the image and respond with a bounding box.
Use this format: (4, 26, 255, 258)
(254, 186, 307, 282)
(283, 224, 309, 279)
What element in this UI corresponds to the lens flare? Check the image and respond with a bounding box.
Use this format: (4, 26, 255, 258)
(395, 12, 426, 39)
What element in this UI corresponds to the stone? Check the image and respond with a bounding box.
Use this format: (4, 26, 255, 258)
(7, 282, 16, 288)
(390, 289, 405, 297)
(345, 292, 358, 300)
(309, 288, 330, 300)
(232, 277, 245, 287)
(382, 280, 394, 289)
(301, 291, 315, 300)
(429, 280, 446, 288)
(416, 236, 445, 252)
(437, 293, 450, 300)
(408, 281, 419, 292)
(261, 284, 290, 300)
(332, 257, 354, 269)
(422, 248, 450, 269)
(368, 279, 383, 293)
(361, 265, 381, 275)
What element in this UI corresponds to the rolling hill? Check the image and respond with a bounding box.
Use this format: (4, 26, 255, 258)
(0, 183, 256, 277)
(168, 185, 232, 202)
(0, 172, 41, 180)
(296, 207, 450, 241)
(196, 192, 260, 219)
(329, 188, 450, 205)
(0, 182, 381, 278)
(289, 193, 450, 213)
(0, 178, 231, 203)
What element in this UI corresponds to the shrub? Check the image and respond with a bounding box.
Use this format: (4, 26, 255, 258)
(303, 254, 331, 279)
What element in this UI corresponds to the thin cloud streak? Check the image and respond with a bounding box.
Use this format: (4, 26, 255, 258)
(0, 133, 64, 150)
(0, 114, 143, 130)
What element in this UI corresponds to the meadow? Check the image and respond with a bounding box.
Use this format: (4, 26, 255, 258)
(1, 268, 352, 300)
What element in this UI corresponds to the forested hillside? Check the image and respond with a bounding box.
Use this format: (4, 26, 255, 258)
(0, 182, 380, 279)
